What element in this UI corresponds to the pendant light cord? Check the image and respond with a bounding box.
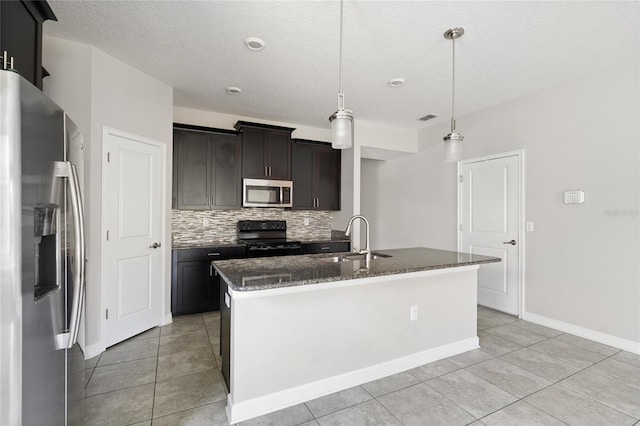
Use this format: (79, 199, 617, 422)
(338, 0, 345, 111)
(451, 33, 456, 132)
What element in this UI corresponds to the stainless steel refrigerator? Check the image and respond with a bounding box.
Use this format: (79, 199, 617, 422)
(0, 69, 86, 424)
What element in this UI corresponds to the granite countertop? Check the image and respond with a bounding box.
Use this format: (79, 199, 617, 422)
(213, 247, 501, 292)
(296, 237, 351, 244)
(172, 237, 349, 250)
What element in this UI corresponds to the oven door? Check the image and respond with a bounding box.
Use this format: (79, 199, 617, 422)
(243, 178, 292, 208)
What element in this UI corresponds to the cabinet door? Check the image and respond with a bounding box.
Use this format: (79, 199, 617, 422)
(173, 261, 216, 315)
(174, 130, 211, 210)
(301, 241, 351, 254)
(212, 134, 241, 209)
(292, 142, 315, 209)
(267, 131, 291, 180)
(242, 128, 267, 178)
(316, 146, 341, 210)
(1, 1, 39, 87)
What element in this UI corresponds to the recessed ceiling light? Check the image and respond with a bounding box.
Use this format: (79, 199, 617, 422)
(226, 86, 242, 95)
(245, 37, 265, 51)
(388, 78, 405, 88)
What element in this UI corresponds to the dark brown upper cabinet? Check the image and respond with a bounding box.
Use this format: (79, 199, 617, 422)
(0, 0, 56, 90)
(235, 121, 295, 181)
(173, 124, 242, 210)
(292, 139, 341, 211)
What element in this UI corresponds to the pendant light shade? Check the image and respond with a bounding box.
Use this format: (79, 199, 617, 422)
(330, 109, 353, 149)
(444, 131, 463, 162)
(329, 0, 353, 150)
(443, 27, 464, 162)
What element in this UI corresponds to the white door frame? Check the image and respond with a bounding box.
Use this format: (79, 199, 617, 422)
(457, 149, 526, 317)
(100, 126, 168, 349)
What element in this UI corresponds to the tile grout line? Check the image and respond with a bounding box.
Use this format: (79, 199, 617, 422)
(149, 332, 160, 423)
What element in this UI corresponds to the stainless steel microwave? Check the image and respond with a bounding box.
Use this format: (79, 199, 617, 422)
(243, 178, 293, 208)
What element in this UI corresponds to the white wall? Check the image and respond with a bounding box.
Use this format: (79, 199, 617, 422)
(174, 106, 331, 141)
(43, 36, 173, 356)
(361, 61, 640, 349)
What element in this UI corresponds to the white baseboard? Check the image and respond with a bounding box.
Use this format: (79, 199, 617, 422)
(83, 342, 105, 360)
(522, 311, 640, 354)
(161, 313, 173, 326)
(227, 336, 479, 424)
(84, 315, 172, 360)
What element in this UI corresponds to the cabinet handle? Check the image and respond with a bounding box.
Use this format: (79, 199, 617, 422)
(210, 264, 213, 276)
(208, 252, 221, 256)
(268, 166, 272, 176)
(265, 166, 268, 177)
(2, 51, 14, 70)
(320, 246, 331, 251)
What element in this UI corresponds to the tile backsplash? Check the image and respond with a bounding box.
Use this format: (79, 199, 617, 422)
(172, 209, 333, 245)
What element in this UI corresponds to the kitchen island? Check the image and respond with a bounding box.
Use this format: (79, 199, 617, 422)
(213, 247, 500, 424)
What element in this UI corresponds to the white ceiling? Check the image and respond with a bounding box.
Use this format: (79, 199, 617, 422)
(44, 1, 639, 132)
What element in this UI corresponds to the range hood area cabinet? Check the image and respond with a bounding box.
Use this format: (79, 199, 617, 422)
(292, 139, 341, 211)
(0, 0, 57, 90)
(235, 121, 294, 181)
(172, 121, 341, 211)
(172, 124, 242, 210)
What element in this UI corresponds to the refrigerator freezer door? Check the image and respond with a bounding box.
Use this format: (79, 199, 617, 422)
(19, 68, 67, 426)
(0, 67, 23, 426)
(0, 70, 85, 425)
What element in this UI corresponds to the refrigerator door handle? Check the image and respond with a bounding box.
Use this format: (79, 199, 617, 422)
(53, 161, 86, 349)
(67, 161, 86, 347)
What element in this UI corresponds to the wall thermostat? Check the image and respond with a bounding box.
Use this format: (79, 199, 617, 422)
(563, 190, 585, 204)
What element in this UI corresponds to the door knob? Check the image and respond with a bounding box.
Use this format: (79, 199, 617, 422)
(502, 240, 517, 246)
(150, 242, 162, 249)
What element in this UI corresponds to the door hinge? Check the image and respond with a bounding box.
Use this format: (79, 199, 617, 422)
(107, 152, 111, 163)
(459, 175, 463, 183)
(105, 309, 109, 320)
(106, 230, 110, 241)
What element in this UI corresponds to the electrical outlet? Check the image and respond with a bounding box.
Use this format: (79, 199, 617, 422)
(410, 305, 419, 321)
(526, 221, 534, 232)
(304, 218, 310, 226)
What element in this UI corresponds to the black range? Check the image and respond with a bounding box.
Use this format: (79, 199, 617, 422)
(237, 220, 302, 257)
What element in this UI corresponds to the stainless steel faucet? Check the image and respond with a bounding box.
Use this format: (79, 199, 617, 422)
(344, 215, 371, 262)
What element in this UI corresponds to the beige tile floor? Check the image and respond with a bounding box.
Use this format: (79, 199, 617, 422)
(84, 307, 640, 425)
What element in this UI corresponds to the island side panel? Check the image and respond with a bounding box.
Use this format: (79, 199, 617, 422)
(228, 266, 478, 420)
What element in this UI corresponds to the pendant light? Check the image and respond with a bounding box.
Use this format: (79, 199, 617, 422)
(443, 27, 464, 162)
(329, 0, 353, 150)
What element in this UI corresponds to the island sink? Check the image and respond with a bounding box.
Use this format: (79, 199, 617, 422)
(321, 252, 392, 263)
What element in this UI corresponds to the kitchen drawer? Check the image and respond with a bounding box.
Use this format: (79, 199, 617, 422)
(301, 241, 350, 254)
(176, 245, 246, 262)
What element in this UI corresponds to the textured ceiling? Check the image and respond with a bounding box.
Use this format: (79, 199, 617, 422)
(44, 1, 639, 131)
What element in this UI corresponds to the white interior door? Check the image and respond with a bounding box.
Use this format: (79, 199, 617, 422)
(459, 154, 521, 315)
(103, 128, 164, 347)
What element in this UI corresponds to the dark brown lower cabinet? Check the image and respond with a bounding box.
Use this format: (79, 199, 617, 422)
(171, 246, 246, 316)
(301, 241, 350, 254)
